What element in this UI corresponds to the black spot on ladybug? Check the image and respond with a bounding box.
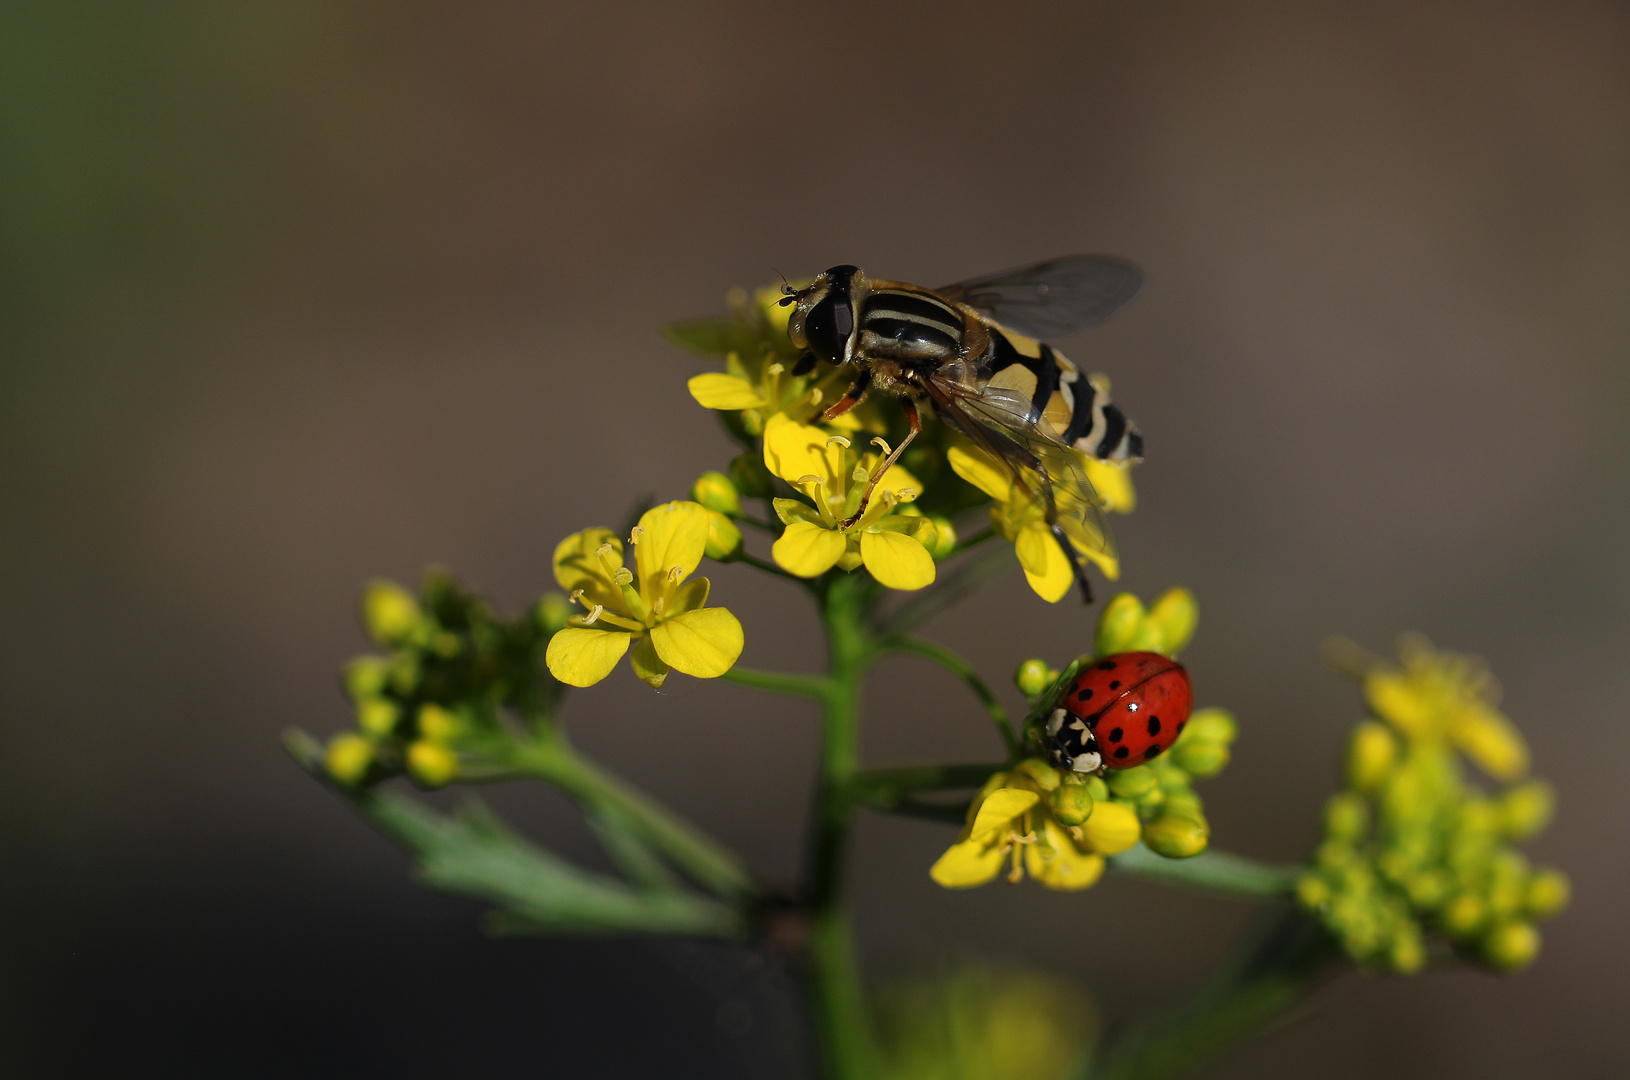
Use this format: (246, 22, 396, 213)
(1108, 727, 1123, 742)
(1108, 680, 1122, 690)
(1177, 720, 1186, 733)
(1147, 716, 1161, 736)
(1076, 688, 1093, 702)
(1113, 746, 1130, 759)
(1097, 660, 1117, 670)
(1144, 745, 1161, 758)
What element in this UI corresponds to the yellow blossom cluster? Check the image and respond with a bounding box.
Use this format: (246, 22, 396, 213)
(1298, 637, 1568, 974)
(931, 587, 1241, 890)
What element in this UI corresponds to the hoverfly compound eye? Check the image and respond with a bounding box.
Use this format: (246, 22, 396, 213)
(793, 264, 860, 366)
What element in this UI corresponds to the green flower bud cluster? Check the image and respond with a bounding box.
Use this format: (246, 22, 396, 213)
(325, 570, 561, 789)
(1298, 640, 1568, 975)
(1013, 587, 1238, 863)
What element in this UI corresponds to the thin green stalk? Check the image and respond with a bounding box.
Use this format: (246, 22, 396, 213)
(880, 635, 1018, 756)
(875, 541, 1017, 637)
(736, 549, 805, 581)
(806, 574, 879, 1080)
(722, 665, 832, 699)
(1108, 844, 1302, 901)
(854, 762, 1007, 802)
(1080, 905, 1342, 1080)
(506, 737, 756, 902)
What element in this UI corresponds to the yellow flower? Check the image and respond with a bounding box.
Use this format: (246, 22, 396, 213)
(545, 501, 744, 689)
(929, 761, 1131, 891)
(761, 413, 938, 590)
(947, 444, 1122, 603)
(1362, 636, 1529, 781)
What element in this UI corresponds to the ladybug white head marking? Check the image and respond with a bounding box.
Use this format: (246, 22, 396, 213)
(1071, 751, 1102, 773)
(1047, 708, 1067, 737)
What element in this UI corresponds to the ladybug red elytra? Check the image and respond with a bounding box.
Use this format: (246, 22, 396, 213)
(1045, 651, 1192, 772)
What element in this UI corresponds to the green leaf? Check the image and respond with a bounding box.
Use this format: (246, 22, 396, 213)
(285, 729, 743, 937)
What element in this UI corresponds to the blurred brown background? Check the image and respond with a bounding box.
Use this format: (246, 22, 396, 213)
(2, 2, 1626, 1077)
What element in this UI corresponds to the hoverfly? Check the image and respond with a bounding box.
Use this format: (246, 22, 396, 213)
(781, 256, 1145, 603)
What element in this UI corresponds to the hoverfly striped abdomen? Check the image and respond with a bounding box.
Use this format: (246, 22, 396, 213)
(979, 323, 1142, 465)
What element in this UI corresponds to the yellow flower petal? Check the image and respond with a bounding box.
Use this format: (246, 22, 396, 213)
(762, 413, 840, 486)
(859, 529, 936, 590)
(649, 607, 744, 678)
(1079, 799, 1141, 854)
(1027, 820, 1107, 891)
(947, 444, 1014, 501)
(687, 372, 766, 410)
(772, 520, 847, 577)
(1450, 703, 1530, 781)
(930, 839, 1007, 889)
(552, 528, 624, 610)
(969, 787, 1040, 843)
(1015, 524, 1074, 603)
(1083, 458, 1136, 514)
(635, 501, 710, 597)
(545, 627, 636, 687)
(857, 454, 925, 502)
(666, 576, 710, 616)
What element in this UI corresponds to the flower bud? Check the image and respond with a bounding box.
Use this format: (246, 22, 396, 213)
(1171, 739, 1230, 778)
(386, 653, 419, 695)
(1404, 869, 1451, 910)
(1297, 872, 1332, 909)
(1050, 783, 1096, 826)
(406, 739, 458, 788)
(1079, 799, 1141, 854)
(1388, 926, 1426, 975)
(1145, 587, 1198, 655)
(325, 733, 375, 786)
(356, 698, 399, 738)
(1498, 779, 1554, 841)
(691, 470, 742, 516)
(1013, 757, 1062, 791)
(1480, 920, 1540, 973)
(704, 510, 744, 561)
(1094, 593, 1145, 657)
(1084, 775, 1109, 801)
(343, 656, 390, 701)
(729, 451, 774, 500)
(1104, 765, 1157, 800)
(922, 516, 958, 559)
(1014, 658, 1053, 698)
(1183, 708, 1238, 745)
(1452, 703, 1529, 782)
(1142, 813, 1210, 858)
(1324, 792, 1370, 842)
(1162, 788, 1203, 818)
(361, 579, 422, 647)
(536, 592, 572, 634)
(417, 703, 463, 743)
(1524, 868, 1570, 921)
(1136, 785, 1166, 812)
(1440, 893, 1486, 937)
(1345, 720, 1397, 795)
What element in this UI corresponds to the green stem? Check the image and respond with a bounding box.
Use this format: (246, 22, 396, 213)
(880, 636, 1018, 756)
(506, 737, 757, 902)
(722, 665, 832, 699)
(1108, 843, 1302, 901)
(806, 574, 879, 1079)
(854, 762, 1008, 801)
(1080, 905, 1342, 1080)
(736, 549, 805, 581)
(875, 541, 1016, 637)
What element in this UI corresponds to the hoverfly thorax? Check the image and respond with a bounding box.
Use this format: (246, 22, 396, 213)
(788, 264, 865, 367)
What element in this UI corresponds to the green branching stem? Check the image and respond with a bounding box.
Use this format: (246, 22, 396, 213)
(734, 549, 805, 581)
(1108, 843, 1302, 901)
(1079, 905, 1343, 1080)
(501, 734, 757, 903)
(879, 635, 1019, 756)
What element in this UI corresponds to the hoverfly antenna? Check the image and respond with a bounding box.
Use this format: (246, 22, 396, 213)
(774, 269, 800, 306)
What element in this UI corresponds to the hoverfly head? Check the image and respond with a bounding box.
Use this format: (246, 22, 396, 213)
(786, 264, 862, 366)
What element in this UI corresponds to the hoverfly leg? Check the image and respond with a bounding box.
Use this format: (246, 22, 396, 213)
(822, 369, 872, 421)
(1048, 520, 1095, 605)
(791, 352, 817, 377)
(838, 398, 921, 530)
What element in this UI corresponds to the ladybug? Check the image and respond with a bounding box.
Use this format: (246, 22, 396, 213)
(1045, 652, 1192, 772)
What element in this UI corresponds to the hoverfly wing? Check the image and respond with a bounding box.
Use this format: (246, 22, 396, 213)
(923, 375, 1117, 570)
(935, 255, 1144, 340)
